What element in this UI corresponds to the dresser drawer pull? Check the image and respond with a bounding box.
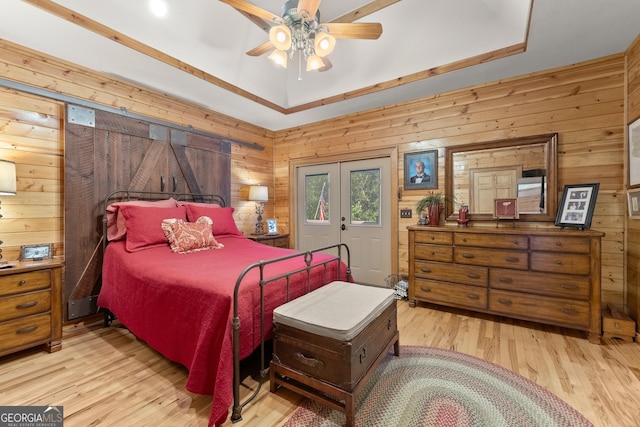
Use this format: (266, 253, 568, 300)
(16, 301, 39, 309)
(387, 319, 393, 330)
(467, 294, 480, 300)
(561, 308, 579, 315)
(461, 253, 475, 259)
(294, 352, 325, 369)
(499, 277, 513, 283)
(420, 286, 432, 293)
(555, 260, 562, 265)
(498, 298, 513, 305)
(505, 257, 520, 263)
(555, 242, 562, 246)
(420, 268, 432, 273)
(18, 280, 26, 286)
(360, 347, 367, 363)
(512, 240, 519, 245)
(467, 273, 480, 279)
(560, 284, 579, 290)
(461, 237, 467, 242)
(17, 325, 38, 334)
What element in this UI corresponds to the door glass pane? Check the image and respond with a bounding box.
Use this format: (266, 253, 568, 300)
(305, 173, 329, 223)
(350, 168, 380, 225)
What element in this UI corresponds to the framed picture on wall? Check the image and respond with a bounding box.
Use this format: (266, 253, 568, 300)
(628, 189, 640, 219)
(629, 117, 640, 186)
(555, 183, 599, 230)
(404, 150, 438, 190)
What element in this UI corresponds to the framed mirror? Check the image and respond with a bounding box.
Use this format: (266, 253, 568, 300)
(445, 134, 558, 222)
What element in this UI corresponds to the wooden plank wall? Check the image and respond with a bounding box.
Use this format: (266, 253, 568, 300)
(274, 54, 627, 309)
(626, 34, 640, 325)
(0, 40, 275, 267)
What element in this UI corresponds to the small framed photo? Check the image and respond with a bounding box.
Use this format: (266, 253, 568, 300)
(19, 243, 54, 261)
(404, 150, 438, 190)
(266, 219, 278, 234)
(628, 189, 640, 218)
(628, 117, 640, 187)
(495, 198, 519, 219)
(555, 183, 600, 230)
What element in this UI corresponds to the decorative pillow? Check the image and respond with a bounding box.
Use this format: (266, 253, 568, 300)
(184, 205, 243, 237)
(106, 198, 177, 241)
(161, 216, 224, 254)
(120, 205, 187, 252)
(177, 201, 223, 209)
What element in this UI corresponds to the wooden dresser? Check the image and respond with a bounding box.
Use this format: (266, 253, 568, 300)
(0, 259, 64, 357)
(408, 226, 604, 342)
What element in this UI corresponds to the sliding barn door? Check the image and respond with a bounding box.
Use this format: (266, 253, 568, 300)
(64, 104, 230, 320)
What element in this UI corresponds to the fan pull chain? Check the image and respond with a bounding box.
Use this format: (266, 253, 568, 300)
(298, 53, 303, 81)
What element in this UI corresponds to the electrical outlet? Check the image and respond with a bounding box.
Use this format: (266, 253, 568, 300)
(400, 208, 412, 218)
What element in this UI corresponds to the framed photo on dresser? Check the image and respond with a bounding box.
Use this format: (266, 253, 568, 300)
(555, 183, 599, 230)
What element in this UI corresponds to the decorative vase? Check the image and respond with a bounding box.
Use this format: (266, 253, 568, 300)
(428, 204, 440, 226)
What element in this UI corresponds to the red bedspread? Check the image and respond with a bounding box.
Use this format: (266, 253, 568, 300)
(98, 235, 348, 426)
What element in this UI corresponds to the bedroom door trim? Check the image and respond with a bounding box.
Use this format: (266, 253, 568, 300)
(288, 147, 399, 280)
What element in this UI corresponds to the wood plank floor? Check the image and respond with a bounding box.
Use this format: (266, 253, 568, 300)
(1, 302, 639, 427)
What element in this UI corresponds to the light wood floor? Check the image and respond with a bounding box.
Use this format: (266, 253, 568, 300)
(1, 302, 640, 427)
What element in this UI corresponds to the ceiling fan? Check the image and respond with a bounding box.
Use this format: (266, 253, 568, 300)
(220, 0, 384, 73)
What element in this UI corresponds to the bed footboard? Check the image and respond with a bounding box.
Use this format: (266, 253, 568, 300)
(230, 243, 351, 423)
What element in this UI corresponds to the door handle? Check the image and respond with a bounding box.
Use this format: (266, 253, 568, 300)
(341, 224, 346, 230)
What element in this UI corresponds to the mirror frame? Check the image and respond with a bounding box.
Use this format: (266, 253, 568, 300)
(445, 133, 558, 222)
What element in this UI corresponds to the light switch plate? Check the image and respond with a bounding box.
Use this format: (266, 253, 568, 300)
(400, 209, 412, 218)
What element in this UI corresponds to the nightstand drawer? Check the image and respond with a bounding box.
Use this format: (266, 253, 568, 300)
(0, 290, 51, 322)
(0, 313, 52, 353)
(0, 270, 51, 297)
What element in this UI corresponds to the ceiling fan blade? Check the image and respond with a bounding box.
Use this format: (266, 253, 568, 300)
(330, 0, 400, 24)
(297, 0, 321, 21)
(318, 57, 332, 72)
(247, 41, 274, 57)
(219, 0, 280, 23)
(323, 22, 382, 39)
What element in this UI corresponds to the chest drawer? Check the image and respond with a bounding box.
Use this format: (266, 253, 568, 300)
(0, 290, 51, 322)
(489, 289, 590, 329)
(530, 252, 590, 275)
(454, 233, 528, 250)
(0, 270, 51, 297)
(414, 260, 487, 287)
(414, 231, 453, 245)
(454, 247, 528, 270)
(530, 236, 590, 253)
(0, 313, 52, 353)
(414, 244, 453, 263)
(490, 269, 590, 300)
(412, 278, 487, 310)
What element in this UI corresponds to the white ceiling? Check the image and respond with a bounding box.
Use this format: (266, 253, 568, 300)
(2, 0, 640, 131)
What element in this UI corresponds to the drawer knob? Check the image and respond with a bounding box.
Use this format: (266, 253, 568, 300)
(499, 277, 513, 283)
(467, 294, 480, 300)
(512, 240, 519, 245)
(360, 347, 367, 363)
(420, 286, 432, 293)
(561, 308, 579, 315)
(461, 253, 475, 259)
(387, 319, 392, 330)
(498, 298, 513, 305)
(505, 257, 519, 263)
(555, 260, 562, 265)
(18, 280, 26, 286)
(560, 284, 579, 290)
(17, 325, 38, 334)
(555, 242, 562, 246)
(421, 268, 432, 273)
(16, 301, 38, 309)
(294, 352, 324, 369)
(462, 237, 467, 242)
(467, 273, 480, 279)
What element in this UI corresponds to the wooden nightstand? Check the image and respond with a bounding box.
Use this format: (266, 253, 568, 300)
(248, 233, 290, 248)
(0, 259, 64, 357)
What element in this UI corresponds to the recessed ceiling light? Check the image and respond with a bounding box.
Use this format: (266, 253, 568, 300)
(149, 0, 168, 18)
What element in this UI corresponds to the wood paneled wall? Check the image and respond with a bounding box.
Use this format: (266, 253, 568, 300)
(0, 40, 275, 266)
(626, 34, 640, 326)
(274, 54, 627, 309)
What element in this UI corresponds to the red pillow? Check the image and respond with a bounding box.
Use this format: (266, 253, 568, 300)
(120, 205, 187, 252)
(106, 198, 177, 241)
(184, 205, 243, 237)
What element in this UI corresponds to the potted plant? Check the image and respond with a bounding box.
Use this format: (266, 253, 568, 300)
(416, 191, 445, 226)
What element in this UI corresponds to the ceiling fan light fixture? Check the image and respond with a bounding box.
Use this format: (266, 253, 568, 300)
(269, 25, 292, 50)
(268, 49, 288, 68)
(314, 32, 335, 57)
(306, 54, 323, 71)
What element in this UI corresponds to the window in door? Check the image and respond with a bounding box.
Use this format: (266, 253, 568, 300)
(349, 168, 381, 226)
(305, 173, 329, 223)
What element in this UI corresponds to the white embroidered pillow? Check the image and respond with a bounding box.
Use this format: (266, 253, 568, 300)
(161, 216, 224, 254)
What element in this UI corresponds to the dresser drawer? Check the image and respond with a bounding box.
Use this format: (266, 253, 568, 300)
(0, 313, 52, 353)
(414, 231, 453, 245)
(490, 268, 590, 300)
(414, 260, 487, 287)
(414, 244, 453, 263)
(412, 278, 487, 310)
(530, 252, 590, 275)
(0, 290, 51, 322)
(454, 247, 528, 270)
(454, 233, 528, 250)
(529, 236, 590, 253)
(0, 270, 51, 297)
(489, 289, 590, 329)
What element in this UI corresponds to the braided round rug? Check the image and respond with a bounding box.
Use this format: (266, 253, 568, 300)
(283, 346, 592, 427)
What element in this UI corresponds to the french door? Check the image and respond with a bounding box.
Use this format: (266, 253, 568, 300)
(296, 158, 391, 286)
